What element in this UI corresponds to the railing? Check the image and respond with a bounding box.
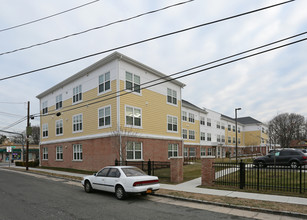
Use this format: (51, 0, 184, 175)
(214, 161, 307, 194)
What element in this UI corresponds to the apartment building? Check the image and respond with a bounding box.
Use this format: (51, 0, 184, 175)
(37, 52, 269, 171)
(36, 52, 185, 171)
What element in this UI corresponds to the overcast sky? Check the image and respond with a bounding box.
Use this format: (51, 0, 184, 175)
(0, 0, 306, 135)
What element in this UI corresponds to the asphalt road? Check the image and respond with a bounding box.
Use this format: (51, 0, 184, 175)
(0, 169, 253, 220)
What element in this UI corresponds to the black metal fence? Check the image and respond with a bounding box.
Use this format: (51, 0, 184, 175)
(114, 159, 170, 176)
(214, 161, 307, 194)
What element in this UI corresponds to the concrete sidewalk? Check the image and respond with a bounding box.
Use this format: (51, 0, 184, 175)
(3, 164, 307, 206)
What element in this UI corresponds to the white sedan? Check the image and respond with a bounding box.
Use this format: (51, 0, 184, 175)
(81, 166, 160, 200)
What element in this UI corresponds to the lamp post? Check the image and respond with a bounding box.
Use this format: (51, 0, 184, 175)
(235, 108, 241, 164)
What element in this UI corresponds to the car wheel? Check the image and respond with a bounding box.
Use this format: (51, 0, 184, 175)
(115, 185, 126, 200)
(84, 181, 92, 193)
(290, 161, 299, 169)
(258, 161, 266, 168)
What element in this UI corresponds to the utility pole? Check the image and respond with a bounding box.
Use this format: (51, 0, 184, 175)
(26, 101, 30, 171)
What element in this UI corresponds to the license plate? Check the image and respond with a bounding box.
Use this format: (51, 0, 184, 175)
(146, 189, 152, 194)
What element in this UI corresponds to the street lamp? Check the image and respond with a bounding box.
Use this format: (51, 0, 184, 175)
(235, 107, 241, 164)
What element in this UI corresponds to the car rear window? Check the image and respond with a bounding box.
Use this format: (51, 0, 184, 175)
(122, 167, 146, 177)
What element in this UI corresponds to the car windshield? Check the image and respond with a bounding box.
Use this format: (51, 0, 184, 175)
(122, 167, 147, 177)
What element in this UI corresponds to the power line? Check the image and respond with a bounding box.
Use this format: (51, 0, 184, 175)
(0, 0, 194, 56)
(40, 31, 307, 117)
(0, 111, 25, 118)
(34, 35, 307, 118)
(0, 0, 100, 33)
(0, 0, 294, 81)
(1, 117, 27, 130)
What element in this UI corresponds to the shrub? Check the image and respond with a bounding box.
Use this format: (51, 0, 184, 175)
(15, 160, 39, 167)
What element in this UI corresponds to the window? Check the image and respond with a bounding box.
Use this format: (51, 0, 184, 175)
(99, 72, 110, 93)
(228, 136, 231, 144)
(200, 116, 205, 125)
(216, 121, 220, 129)
(168, 144, 178, 158)
(43, 147, 48, 160)
(73, 85, 82, 103)
(217, 135, 221, 142)
(126, 72, 140, 93)
(201, 147, 206, 156)
(200, 132, 206, 141)
(222, 135, 225, 143)
(188, 113, 195, 123)
(238, 138, 241, 144)
(207, 148, 212, 156)
(42, 101, 48, 114)
(126, 141, 142, 160)
(126, 106, 141, 127)
(167, 88, 177, 105)
(262, 127, 265, 133)
(98, 106, 111, 127)
(182, 111, 187, 121)
(56, 146, 63, 160)
(189, 148, 196, 157)
(56, 94, 62, 110)
(207, 118, 211, 126)
(42, 123, 48, 138)
(233, 137, 236, 144)
(73, 114, 83, 132)
(238, 127, 241, 133)
(56, 120, 63, 136)
(73, 144, 83, 161)
(221, 123, 225, 130)
(228, 125, 231, 131)
(182, 129, 187, 139)
(233, 126, 236, 132)
(207, 133, 211, 141)
(189, 130, 195, 140)
(184, 147, 188, 157)
(167, 115, 178, 132)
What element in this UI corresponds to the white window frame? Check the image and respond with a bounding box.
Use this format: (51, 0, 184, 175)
(207, 118, 211, 127)
(167, 88, 177, 106)
(73, 114, 83, 133)
(42, 101, 48, 115)
(56, 146, 63, 161)
(207, 148, 212, 156)
(184, 147, 188, 157)
(200, 116, 205, 125)
(56, 94, 62, 110)
(167, 115, 178, 133)
(125, 72, 141, 94)
(201, 147, 206, 156)
(189, 130, 195, 140)
(98, 106, 111, 128)
(188, 113, 195, 123)
(216, 121, 220, 129)
(217, 134, 221, 142)
(207, 133, 212, 141)
(168, 144, 178, 158)
(42, 123, 48, 138)
(55, 119, 63, 136)
(182, 129, 187, 139)
(200, 132, 206, 141)
(126, 141, 142, 161)
(43, 147, 48, 160)
(189, 148, 196, 157)
(228, 136, 231, 144)
(182, 111, 187, 121)
(73, 85, 82, 104)
(125, 105, 142, 128)
(98, 72, 111, 94)
(73, 144, 83, 161)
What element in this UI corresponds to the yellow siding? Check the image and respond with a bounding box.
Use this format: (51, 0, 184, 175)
(182, 121, 199, 143)
(244, 130, 262, 146)
(225, 128, 243, 146)
(119, 80, 181, 138)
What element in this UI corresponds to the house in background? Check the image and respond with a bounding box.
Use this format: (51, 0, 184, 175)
(36, 52, 185, 171)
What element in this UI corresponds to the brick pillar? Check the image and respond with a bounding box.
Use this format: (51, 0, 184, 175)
(170, 157, 183, 183)
(201, 156, 215, 186)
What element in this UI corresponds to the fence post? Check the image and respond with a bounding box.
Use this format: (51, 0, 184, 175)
(201, 156, 215, 186)
(239, 160, 245, 189)
(170, 157, 183, 183)
(300, 165, 302, 194)
(115, 159, 118, 166)
(148, 159, 152, 175)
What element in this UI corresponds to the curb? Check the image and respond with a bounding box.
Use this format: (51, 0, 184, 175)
(153, 192, 307, 219)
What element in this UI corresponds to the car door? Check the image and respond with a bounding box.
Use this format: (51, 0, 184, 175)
(103, 168, 121, 193)
(92, 168, 110, 191)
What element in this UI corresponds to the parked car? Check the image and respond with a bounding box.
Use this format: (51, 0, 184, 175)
(81, 166, 160, 200)
(253, 148, 307, 168)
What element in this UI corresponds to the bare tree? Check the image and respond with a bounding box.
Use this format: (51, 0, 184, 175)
(31, 126, 40, 144)
(268, 113, 305, 148)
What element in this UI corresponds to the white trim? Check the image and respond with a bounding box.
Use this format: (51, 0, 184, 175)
(167, 115, 178, 133)
(72, 113, 83, 133)
(55, 119, 64, 137)
(97, 71, 111, 95)
(98, 105, 112, 129)
(124, 105, 142, 129)
(40, 132, 182, 145)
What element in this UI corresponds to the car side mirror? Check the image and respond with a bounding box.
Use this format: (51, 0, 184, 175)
(268, 155, 271, 158)
(93, 173, 97, 176)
